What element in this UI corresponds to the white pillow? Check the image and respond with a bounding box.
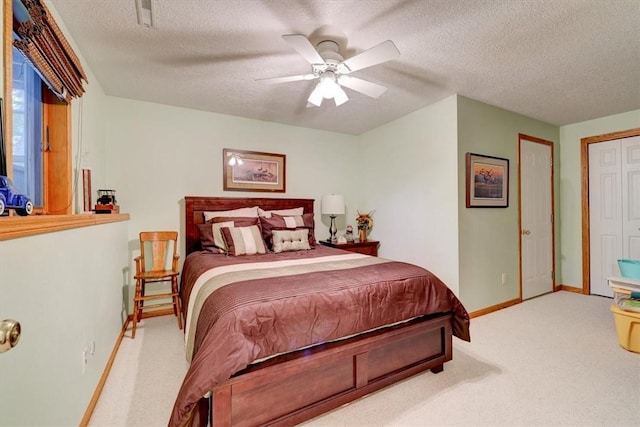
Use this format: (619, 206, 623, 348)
(272, 229, 311, 253)
(203, 206, 259, 222)
(258, 207, 304, 218)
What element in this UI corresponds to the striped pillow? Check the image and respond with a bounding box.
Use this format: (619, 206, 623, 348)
(197, 217, 260, 253)
(220, 225, 267, 256)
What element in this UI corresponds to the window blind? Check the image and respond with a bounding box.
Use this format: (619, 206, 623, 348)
(12, 0, 87, 102)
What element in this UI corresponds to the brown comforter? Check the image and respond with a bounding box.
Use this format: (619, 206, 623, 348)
(170, 245, 470, 427)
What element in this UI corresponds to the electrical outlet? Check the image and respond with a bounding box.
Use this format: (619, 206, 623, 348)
(82, 348, 88, 374)
(501, 273, 508, 285)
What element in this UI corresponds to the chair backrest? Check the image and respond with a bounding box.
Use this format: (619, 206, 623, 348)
(139, 231, 178, 273)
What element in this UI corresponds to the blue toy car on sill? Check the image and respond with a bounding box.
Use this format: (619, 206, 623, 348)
(0, 175, 34, 216)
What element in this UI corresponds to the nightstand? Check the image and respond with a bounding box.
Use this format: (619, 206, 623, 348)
(320, 240, 379, 256)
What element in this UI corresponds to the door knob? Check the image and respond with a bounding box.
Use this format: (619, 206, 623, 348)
(522, 229, 531, 235)
(0, 319, 21, 353)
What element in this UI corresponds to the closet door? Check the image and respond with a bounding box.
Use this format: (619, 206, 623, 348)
(622, 136, 640, 262)
(589, 140, 622, 297)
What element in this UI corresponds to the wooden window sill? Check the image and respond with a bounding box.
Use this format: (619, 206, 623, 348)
(0, 213, 130, 241)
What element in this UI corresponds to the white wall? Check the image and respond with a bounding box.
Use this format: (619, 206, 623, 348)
(0, 3, 127, 425)
(103, 96, 362, 305)
(558, 109, 640, 287)
(359, 95, 460, 293)
(0, 221, 129, 426)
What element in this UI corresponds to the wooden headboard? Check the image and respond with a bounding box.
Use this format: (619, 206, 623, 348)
(184, 196, 315, 256)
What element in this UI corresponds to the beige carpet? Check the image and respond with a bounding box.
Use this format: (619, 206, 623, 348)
(89, 291, 640, 426)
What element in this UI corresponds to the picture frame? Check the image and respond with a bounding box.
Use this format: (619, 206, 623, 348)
(223, 148, 286, 193)
(465, 152, 509, 208)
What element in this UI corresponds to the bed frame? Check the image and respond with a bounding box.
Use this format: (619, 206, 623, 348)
(184, 196, 454, 427)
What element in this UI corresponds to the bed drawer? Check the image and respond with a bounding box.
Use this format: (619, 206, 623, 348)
(211, 314, 452, 427)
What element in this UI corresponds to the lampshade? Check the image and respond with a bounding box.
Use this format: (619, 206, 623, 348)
(321, 194, 345, 215)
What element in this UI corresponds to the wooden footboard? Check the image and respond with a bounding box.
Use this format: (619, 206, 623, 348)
(210, 313, 453, 426)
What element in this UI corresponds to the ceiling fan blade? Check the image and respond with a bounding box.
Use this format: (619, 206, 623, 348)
(282, 34, 326, 65)
(333, 86, 349, 106)
(338, 75, 388, 98)
(256, 73, 317, 84)
(340, 40, 400, 73)
(307, 84, 323, 107)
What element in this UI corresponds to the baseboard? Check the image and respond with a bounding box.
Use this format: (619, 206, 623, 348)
(557, 284, 585, 294)
(79, 317, 131, 426)
(469, 297, 521, 318)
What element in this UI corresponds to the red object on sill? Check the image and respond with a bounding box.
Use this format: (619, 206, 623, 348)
(94, 204, 119, 214)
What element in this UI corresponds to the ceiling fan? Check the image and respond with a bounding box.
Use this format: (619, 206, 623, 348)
(258, 34, 400, 107)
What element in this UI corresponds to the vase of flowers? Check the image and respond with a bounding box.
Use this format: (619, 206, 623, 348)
(355, 211, 374, 242)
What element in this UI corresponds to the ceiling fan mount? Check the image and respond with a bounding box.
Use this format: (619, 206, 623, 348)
(258, 34, 400, 107)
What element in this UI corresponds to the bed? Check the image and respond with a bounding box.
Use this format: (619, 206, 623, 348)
(170, 196, 470, 427)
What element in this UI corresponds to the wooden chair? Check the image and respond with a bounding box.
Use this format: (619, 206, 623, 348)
(132, 231, 182, 338)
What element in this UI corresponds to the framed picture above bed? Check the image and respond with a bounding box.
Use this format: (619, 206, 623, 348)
(465, 152, 509, 207)
(223, 148, 286, 192)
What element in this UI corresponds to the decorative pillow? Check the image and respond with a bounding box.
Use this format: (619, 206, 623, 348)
(198, 217, 260, 253)
(203, 206, 259, 222)
(272, 229, 311, 253)
(212, 216, 261, 228)
(272, 213, 316, 246)
(260, 212, 316, 249)
(258, 207, 304, 218)
(198, 221, 233, 253)
(220, 225, 267, 256)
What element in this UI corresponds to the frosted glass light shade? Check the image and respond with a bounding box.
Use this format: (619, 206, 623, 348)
(321, 195, 345, 215)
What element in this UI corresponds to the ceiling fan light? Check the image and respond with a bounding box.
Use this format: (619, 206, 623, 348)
(318, 75, 337, 99)
(308, 85, 323, 107)
(334, 87, 349, 106)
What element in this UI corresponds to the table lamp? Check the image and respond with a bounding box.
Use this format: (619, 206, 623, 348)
(321, 194, 345, 243)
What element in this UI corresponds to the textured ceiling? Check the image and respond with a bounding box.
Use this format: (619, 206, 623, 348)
(49, 0, 640, 135)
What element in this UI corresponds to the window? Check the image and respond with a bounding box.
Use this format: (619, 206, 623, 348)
(12, 46, 43, 207)
(3, 0, 87, 215)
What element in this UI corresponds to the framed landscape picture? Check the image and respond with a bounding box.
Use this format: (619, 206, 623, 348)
(465, 153, 509, 207)
(223, 148, 286, 192)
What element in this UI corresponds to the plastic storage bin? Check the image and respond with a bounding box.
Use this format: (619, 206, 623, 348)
(618, 259, 640, 279)
(610, 304, 640, 353)
(611, 286, 640, 313)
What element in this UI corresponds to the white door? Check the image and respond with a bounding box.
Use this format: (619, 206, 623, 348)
(588, 136, 640, 296)
(622, 137, 640, 262)
(520, 137, 554, 300)
(588, 140, 622, 296)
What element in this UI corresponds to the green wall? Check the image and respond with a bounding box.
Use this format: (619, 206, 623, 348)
(457, 96, 559, 312)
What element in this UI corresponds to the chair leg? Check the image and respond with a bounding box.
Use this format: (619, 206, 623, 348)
(138, 280, 146, 322)
(132, 278, 141, 339)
